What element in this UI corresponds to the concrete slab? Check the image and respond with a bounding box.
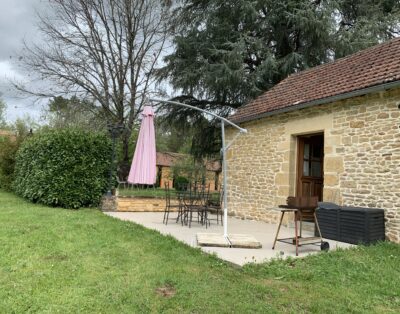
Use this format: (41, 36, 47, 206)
(105, 212, 354, 266)
(197, 233, 230, 247)
(197, 233, 262, 248)
(228, 234, 262, 249)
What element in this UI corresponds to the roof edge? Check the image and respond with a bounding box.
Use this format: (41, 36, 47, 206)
(232, 79, 400, 124)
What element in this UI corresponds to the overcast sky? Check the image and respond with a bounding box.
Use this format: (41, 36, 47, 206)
(0, 0, 50, 123)
(0, 0, 175, 124)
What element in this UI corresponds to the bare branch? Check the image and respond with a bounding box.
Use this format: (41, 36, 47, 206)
(16, 0, 173, 130)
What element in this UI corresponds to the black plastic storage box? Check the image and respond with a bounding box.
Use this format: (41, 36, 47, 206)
(316, 203, 385, 245)
(316, 202, 340, 241)
(339, 207, 385, 244)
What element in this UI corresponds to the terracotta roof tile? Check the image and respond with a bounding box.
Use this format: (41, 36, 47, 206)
(156, 152, 186, 167)
(230, 37, 400, 123)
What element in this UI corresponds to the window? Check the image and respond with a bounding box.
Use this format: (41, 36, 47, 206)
(302, 137, 323, 178)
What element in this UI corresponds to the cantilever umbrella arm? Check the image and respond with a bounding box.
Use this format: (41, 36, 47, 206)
(224, 130, 244, 151)
(149, 98, 247, 238)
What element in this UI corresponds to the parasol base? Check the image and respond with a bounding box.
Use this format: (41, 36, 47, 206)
(197, 233, 262, 249)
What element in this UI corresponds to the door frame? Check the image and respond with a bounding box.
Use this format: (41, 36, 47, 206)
(296, 133, 324, 200)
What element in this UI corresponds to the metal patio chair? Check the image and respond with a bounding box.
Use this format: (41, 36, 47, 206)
(163, 182, 182, 225)
(207, 185, 223, 225)
(182, 182, 210, 228)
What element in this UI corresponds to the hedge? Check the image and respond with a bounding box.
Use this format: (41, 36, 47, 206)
(174, 176, 189, 191)
(0, 136, 19, 191)
(13, 129, 112, 209)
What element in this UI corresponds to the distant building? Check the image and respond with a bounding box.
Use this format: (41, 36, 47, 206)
(156, 152, 221, 191)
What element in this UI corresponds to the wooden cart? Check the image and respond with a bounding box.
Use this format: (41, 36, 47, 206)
(272, 196, 329, 256)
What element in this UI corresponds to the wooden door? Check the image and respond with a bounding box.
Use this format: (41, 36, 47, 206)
(297, 134, 324, 201)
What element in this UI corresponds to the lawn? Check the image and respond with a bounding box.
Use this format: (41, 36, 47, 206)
(118, 187, 220, 202)
(118, 187, 168, 198)
(0, 190, 399, 313)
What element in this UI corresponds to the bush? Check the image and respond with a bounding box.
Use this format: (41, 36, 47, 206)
(14, 129, 112, 209)
(0, 136, 19, 190)
(174, 176, 189, 191)
(0, 121, 31, 191)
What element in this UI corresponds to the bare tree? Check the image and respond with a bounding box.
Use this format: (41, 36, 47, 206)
(16, 0, 172, 174)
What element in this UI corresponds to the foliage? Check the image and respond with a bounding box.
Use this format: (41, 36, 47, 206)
(0, 138, 18, 191)
(333, 0, 400, 58)
(155, 120, 193, 154)
(16, 0, 174, 179)
(174, 176, 189, 191)
(115, 116, 191, 181)
(43, 96, 108, 131)
(0, 190, 400, 312)
(121, 115, 193, 175)
(0, 99, 7, 128)
(157, 103, 221, 158)
(0, 119, 35, 191)
(118, 186, 220, 198)
(117, 116, 194, 180)
(163, 0, 400, 106)
(118, 187, 168, 198)
(13, 129, 112, 209)
(170, 156, 207, 184)
(158, 0, 400, 156)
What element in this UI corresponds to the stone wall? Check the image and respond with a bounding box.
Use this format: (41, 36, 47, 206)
(117, 197, 178, 212)
(101, 196, 180, 212)
(100, 195, 118, 211)
(159, 166, 173, 189)
(226, 87, 400, 242)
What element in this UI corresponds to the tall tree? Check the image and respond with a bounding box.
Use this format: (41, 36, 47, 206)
(334, 0, 400, 57)
(43, 96, 108, 130)
(16, 0, 173, 175)
(158, 0, 400, 157)
(155, 119, 193, 154)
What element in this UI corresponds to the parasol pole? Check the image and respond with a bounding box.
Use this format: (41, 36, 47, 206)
(220, 120, 228, 237)
(149, 98, 247, 239)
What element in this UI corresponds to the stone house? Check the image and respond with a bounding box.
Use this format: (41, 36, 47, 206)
(227, 38, 400, 243)
(156, 152, 221, 190)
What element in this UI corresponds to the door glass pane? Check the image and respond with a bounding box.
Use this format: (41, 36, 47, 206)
(311, 161, 322, 177)
(304, 143, 310, 159)
(303, 161, 310, 176)
(313, 144, 322, 159)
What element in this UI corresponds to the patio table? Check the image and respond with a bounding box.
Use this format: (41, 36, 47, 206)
(180, 187, 210, 228)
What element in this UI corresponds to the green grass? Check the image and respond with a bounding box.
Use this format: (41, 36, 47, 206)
(118, 187, 220, 201)
(0, 190, 399, 313)
(118, 187, 167, 198)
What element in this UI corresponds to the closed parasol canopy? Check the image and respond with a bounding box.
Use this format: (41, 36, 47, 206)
(127, 106, 156, 185)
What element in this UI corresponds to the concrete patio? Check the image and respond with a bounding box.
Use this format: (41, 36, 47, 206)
(105, 212, 353, 266)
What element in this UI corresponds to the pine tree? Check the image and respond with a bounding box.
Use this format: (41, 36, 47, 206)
(157, 0, 400, 157)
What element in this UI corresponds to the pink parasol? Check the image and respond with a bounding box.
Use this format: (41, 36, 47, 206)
(127, 106, 156, 185)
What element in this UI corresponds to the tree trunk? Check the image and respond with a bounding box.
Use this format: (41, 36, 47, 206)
(119, 131, 132, 180)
